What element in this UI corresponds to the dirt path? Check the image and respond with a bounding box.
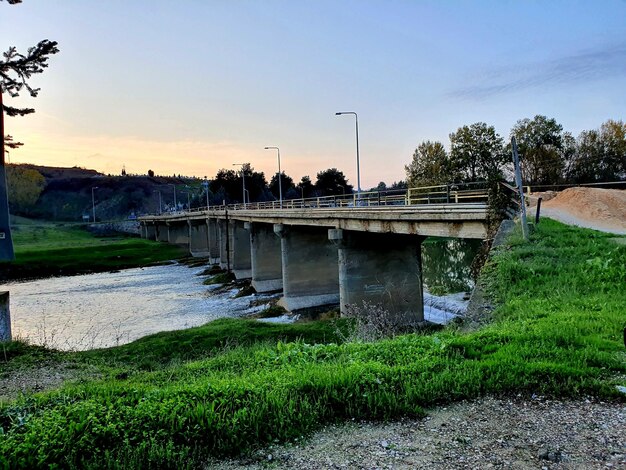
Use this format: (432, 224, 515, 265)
(209, 397, 625, 469)
(528, 188, 626, 235)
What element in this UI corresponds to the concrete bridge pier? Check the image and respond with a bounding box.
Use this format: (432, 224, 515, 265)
(274, 224, 339, 311)
(207, 219, 220, 264)
(231, 220, 251, 279)
(248, 222, 282, 292)
(218, 219, 230, 270)
(167, 222, 189, 246)
(144, 223, 157, 241)
(156, 223, 168, 242)
(188, 220, 210, 257)
(329, 229, 425, 324)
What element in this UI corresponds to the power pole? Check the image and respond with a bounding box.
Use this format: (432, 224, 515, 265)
(0, 91, 15, 260)
(511, 136, 529, 240)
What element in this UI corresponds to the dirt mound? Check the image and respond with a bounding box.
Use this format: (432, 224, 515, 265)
(536, 187, 626, 235)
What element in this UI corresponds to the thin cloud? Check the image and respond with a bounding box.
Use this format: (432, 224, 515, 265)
(450, 44, 626, 100)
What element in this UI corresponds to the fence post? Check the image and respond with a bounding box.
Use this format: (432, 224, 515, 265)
(0, 291, 10, 342)
(535, 197, 542, 224)
(511, 137, 529, 240)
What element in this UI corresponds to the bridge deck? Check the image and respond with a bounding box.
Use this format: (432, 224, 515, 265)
(140, 203, 490, 239)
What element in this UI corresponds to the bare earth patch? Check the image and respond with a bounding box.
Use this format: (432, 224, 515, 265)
(209, 397, 625, 469)
(0, 362, 99, 401)
(529, 188, 626, 235)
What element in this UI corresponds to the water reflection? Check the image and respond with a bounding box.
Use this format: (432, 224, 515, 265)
(421, 238, 482, 294)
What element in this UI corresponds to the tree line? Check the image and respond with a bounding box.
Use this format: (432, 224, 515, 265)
(206, 165, 355, 205)
(405, 116, 626, 188)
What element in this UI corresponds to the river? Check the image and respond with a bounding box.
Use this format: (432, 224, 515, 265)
(2, 238, 481, 351)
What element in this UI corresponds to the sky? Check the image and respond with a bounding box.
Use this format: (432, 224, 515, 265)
(2, 0, 625, 189)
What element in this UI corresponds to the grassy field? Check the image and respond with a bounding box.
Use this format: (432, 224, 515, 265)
(0, 219, 624, 468)
(0, 221, 187, 281)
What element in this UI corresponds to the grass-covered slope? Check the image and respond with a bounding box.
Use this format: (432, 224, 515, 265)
(0, 222, 186, 281)
(0, 219, 624, 469)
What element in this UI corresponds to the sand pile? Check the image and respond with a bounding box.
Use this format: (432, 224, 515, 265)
(535, 187, 626, 235)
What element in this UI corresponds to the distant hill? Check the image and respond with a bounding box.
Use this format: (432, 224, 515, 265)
(7, 164, 207, 222)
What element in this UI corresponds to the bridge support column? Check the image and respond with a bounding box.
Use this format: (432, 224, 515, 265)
(248, 222, 282, 292)
(231, 220, 251, 279)
(145, 223, 156, 241)
(328, 229, 425, 324)
(167, 222, 189, 246)
(275, 224, 339, 311)
(206, 218, 220, 264)
(156, 223, 168, 242)
(218, 219, 230, 270)
(188, 220, 210, 257)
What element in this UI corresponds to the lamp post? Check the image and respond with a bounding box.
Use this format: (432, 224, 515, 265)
(204, 176, 210, 210)
(335, 111, 361, 202)
(91, 186, 99, 223)
(264, 146, 282, 209)
(168, 184, 177, 211)
(153, 189, 162, 214)
(233, 163, 247, 208)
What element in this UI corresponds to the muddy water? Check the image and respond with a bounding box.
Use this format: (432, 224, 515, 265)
(2, 264, 273, 351)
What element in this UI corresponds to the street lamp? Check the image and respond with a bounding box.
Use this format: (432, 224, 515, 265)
(233, 163, 247, 208)
(152, 189, 162, 214)
(91, 186, 98, 223)
(168, 184, 177, 211)
(264, 146, 282, 209)
(335, 111, 361, 202)
(203, 176, 210, 210)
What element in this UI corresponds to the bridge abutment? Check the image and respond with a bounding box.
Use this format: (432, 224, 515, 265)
(274, 224, 339, 311)
(329, 229, 425, 324)
(218, 219, 230, 270)
(248, 222, 283, 292)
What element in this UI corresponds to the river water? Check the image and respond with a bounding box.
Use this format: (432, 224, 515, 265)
(2, 238, 482, 351)
(2, 264, 273, 351)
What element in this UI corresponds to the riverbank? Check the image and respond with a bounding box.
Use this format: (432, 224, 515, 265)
(0, 221, 187, 281)
(1, 219, 625, 468)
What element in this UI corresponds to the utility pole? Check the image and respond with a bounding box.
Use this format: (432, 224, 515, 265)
(0, 91, 14, 260)
(511, 137, 529, 240)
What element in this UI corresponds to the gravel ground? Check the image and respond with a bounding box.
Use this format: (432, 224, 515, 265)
(208, 396, 625, 469)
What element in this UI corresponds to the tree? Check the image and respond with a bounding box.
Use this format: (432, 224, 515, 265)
(510, 115, 566, 185)
(449, 123, 506, 182)
(314, 168, 353, 196)
(405, 140, 455, 187)
(210, 163, 269, 204)
(1, 0, 59, 259)
(568, 119, 626, 183)
(269, 171, 295, 200)
(6, 165, 45, 214)
(147, 169, 155, 177)
(296, 175, 314, 198)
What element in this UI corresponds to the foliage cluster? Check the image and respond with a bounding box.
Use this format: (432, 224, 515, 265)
(0, 220, 624, 468)
(406, 116, 626, 187)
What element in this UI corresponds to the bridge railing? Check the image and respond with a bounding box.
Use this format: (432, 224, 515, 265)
(148, 182, 492, 216)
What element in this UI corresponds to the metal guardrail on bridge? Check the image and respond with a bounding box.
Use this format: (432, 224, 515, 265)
(153, 182, 494, 216)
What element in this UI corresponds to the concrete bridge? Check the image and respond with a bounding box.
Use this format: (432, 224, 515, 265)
(139, 184, 502, 325)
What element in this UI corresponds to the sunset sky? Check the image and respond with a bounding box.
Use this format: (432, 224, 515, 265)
(2, 0, 625, 189)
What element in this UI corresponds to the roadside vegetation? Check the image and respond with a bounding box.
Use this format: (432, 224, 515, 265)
(1, 219, 624, 468)
(0, 219, 187, 281)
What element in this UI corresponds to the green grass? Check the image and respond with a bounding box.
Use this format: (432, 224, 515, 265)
(0, 222, 187, 281)
(0, 219, 624, 468)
